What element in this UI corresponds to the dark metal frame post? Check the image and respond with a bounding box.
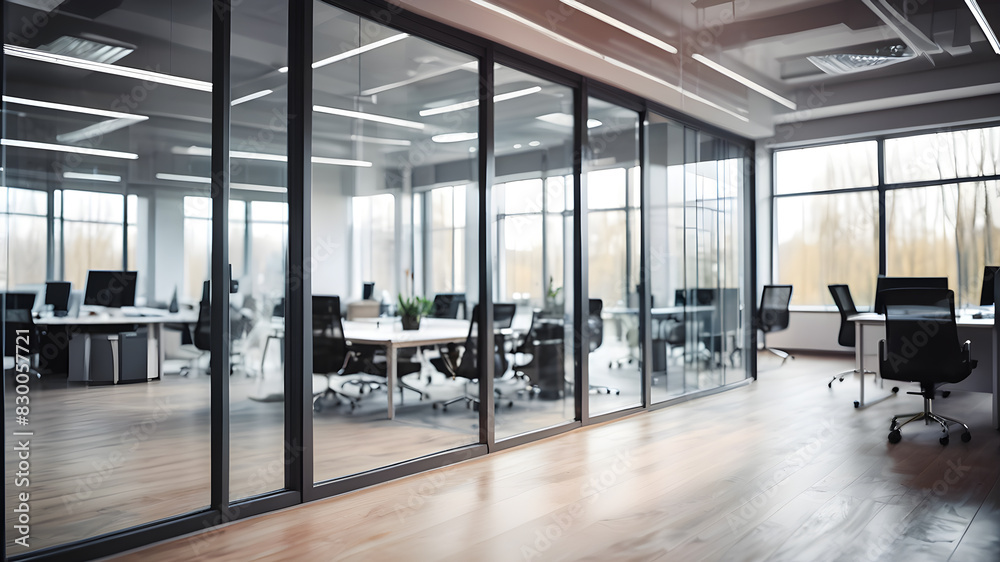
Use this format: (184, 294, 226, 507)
(210, 0, 232, 515)
(877, 138, 887, 276)
(574, 81, 589, 423)
(639, 110, 653, 405)
(478, 45, 496, 447)
(287, 0, 313, 496)
(746, 143, 758, 379)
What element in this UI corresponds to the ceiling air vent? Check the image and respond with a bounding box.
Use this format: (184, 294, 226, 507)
(37, 34, 135, 64)
(807, 44, 913, 75)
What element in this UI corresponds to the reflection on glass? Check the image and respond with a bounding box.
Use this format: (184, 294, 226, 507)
(885, 126, 1000, 184)
(311, 0, 478, 483)
(587, 97, 641, 416)
(648, 115, 746, 402)
(775, 192, 879, 307)
(228, 0, 289, 501)
(3, 0, 212, 553)
(492, 65, 576, 439)
(887, 181, 1000, 308)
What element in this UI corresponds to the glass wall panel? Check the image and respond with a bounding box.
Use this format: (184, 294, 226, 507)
(648, 114, 747, 402)
(310, 1, 479, 483)
(492, 64, 575, 440)
(775, 192, 879, 307)
(3, 0, 212, 553)
(887, 181, 1000, 309)
(587, 98, 641, 416)
(228, 1, 289, 501)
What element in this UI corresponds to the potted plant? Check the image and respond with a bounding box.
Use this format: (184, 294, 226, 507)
(397, 294, 433, 330)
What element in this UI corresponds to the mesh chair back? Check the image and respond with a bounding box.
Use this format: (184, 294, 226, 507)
(878, 288, 972, 385)
(432, 293, 466, 319)
(828, 284, 858, 348)
(313, 295, 348, 374)
(194, 280, 212, 351)
(759, 285, 792, 333)
(494, 303, 516, 329)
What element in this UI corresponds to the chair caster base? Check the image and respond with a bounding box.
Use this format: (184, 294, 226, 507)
(854, 401, 860, 408)
(888, 430, 901, 443)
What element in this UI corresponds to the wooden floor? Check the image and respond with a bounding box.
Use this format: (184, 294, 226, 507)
(105, 353, 1000, 561)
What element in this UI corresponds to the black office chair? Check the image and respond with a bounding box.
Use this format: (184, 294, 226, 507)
(183, 280, 242, 377)
(588, 298, 620, 395)
(827, 284, 876, 388)
(3, 294, 42, 377)
(431, 293, 467, 319)
(878, 288, 975, 445)
(758, 285, 793, 365)
(432, 303, 516, 411)
(311, 295, 364, 411)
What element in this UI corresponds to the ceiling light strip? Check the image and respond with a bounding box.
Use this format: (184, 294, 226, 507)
(691, 54, 797, 110)
(559, 0, 677, 54)
(467, 0, 747, 122)
(2, 138, 139, 159)
(4, 45, 212, 91)
(3, 95, 149, 120)
(419, 85, 545, 117)
(313, 105, 425, 129)
(278, 33, 409, 73)
(170, 146, 372, 167)
(965, 0, 1000, 55)
(232, 89, 273, 106)
(63, 171, 122, 182)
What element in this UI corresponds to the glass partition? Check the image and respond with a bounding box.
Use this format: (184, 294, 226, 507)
(491, 64, 576, 439)
(586, 97, 642, 416)
(310, 0, 480, 483)
(648, 114, 746, 402)
(3, 0, 213, 553)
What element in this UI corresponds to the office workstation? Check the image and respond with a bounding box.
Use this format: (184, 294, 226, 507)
(3, 1, 1000, 561)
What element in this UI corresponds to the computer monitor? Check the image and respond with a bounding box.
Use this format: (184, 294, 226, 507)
(980, 266, 1000, 306)
(45, 281, 72, 314)
(873, 276, 948, 314)
(4, 292, 37, 311)
(84, 270, 138, 308)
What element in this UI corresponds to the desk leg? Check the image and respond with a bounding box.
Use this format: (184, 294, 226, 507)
(856, 321, 865, 407)
(154, 324, 164, 380)
(387, 345, 396, 420)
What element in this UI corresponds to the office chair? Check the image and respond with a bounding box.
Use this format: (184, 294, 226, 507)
(431, 303, 517, 411)
(181, 281, 243, 376)
(3, 295, 42, 377)
(587, 298, 620, 395)
(878, 288, 975, 445)
(758, 285, 793, 365)
(311, 295, 368, 411)
(431, 293, 467, 319)
(827, 284, 877, 388)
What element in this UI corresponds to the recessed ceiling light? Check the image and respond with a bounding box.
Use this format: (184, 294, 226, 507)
(314, 105, 425, 130)
(513, 143, 522, 149)
(2, 95, 148, 120)
(63, 171, 121, 182)
(535, 113, 603, 128)
(469, 146, 477, 153)
(419, 86, 542, 117)
(232, 89, 273, 105)
(278, 33, 409, 73)
(558, 0, 677, 54)
(170, 145, 372, 167)
(39, 35, 134, 64)
(466, 0, 748, 122)
(4, 45, 211, 91)
(2, 138, 138, 159)
(431, 132, 478, 143)
(529, 141, 541, 146)
(692, 54, 796, 109)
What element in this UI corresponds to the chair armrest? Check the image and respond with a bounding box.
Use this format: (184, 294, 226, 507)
(962, 340, 976, 366)
(878, 339, 886, 364)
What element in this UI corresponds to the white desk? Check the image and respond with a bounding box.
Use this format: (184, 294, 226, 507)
(849, 312, 998, 428)
(343, 318, 470, 419)
(36, 310, 198, 381)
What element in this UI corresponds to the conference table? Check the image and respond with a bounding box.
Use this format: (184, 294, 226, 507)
(849, 312, 999, 429)
(342, 318, 471, 419)
(35, 308, 199, 382)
